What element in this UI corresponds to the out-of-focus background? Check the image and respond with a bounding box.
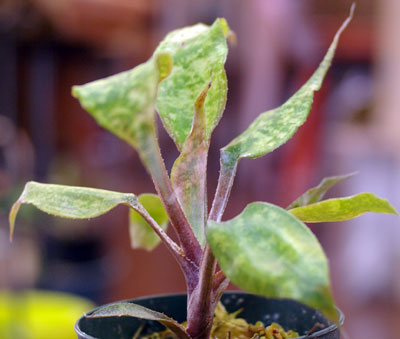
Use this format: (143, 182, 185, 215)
(0, 0, 399, 338)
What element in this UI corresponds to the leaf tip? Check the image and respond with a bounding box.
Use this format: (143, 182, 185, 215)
(9, 201, 21, 242)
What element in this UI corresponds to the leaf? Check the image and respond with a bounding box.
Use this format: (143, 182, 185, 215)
(9, 181, 136, 241)
(129, 194, 169, 251)
(156, 18, 229, 149)
(171, 82, 211, 247)
(207, 202, 336, 319)
(287, 172, 357, 209)
(220, 8, 354, 171)
(289, 193, 398, 223)
(72, 52, 172, 151)
(89, 302, 189, 339)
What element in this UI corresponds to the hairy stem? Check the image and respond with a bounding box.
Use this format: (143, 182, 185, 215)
(139, 135, 202, 291)
(186, 159, 238, 338)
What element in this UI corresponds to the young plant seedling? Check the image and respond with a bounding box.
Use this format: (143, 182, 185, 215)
(9, 4, 398, 339)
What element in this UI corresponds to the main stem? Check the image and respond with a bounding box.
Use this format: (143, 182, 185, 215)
(140, 134, 202, 290)
(186, 160, 238, 339)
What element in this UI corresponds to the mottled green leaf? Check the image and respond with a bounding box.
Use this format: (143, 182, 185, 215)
(220, 10, 353, 171)
(72, 52, 172, 150)
(156, 18, 229, 149)
(129, 194, 169, 251)
(289, 193, 398, 223)
(287, 172, 357, 209)
(171, 83, 210, 246)
(208, 202, 336, 319)
(89, 302, 189, 339)
(9, 181, 136, 240)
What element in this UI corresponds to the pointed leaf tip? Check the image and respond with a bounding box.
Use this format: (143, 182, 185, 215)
(287, 172, 358, 209)
(9, 201, 21, 242)
(220, 8, 354, 172)
(8, 181, 138, 239)
(289, 193, 398, 223)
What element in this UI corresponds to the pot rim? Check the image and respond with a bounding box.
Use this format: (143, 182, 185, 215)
(75, 291, 344, 339)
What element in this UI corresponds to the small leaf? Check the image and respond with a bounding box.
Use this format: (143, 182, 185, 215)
(9, 181, 136, 241)
(287, 172, 357, 209)
(208, 202, 336, 319)
(129, 194, 169, 251)
(89, 302, 189, 339)
(220, 9, 354, 171)
(156, 18, 229, 149)
(289, 193, 399, 223)
(72, 51, 171, 151)
(171, 82, 211, 247)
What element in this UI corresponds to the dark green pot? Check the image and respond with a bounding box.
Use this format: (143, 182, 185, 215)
(75, 292, 344, 339)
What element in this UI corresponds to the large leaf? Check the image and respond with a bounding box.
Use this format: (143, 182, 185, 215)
(289, 193, 398, 223)
(129, 194, 169, 251)
(72, 52, 172, 151)
(89, 302, 189, 339)
(220, 9, 353, 171)
(156, 18, 229, 149)
(9, 181, 136, 240)
(171, 83, 210, 246)
(208, 202, 336, 319)
(287, 172, 357, 209)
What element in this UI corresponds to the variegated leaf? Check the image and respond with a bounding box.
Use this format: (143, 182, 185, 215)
(9, 181, 136, 240)
(156, 18, 230, 149)
(72, 52, 172, 152)
(220, 9, 353, 173)
(289, 193, 398, 222)
(89, 302, 189, 339)
(208, 202, 336, 319)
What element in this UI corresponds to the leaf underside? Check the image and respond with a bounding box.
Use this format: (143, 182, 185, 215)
(89, 302, 189, 339)
(289, 193, 398, 223)
(208, 202, 336, 320)
(171, 82, 211, 246)
(9, 181, 136, 240)
(129, 194, 169, 251)
(287, 172, 357, 209)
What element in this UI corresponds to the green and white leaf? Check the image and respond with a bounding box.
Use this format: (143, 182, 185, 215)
(289, 193, 398, 223)
(89, 302, 189, 339)
(129, 194, 169, 251)
(156, 18, 229, 149)
(220, 9, 354, 171)
(171, 83, 210, 246)
(287, 172, 357, 209)
(72, 52, 172, 151)
(208, 202, 336, 319)
(9, 181, 136, 240)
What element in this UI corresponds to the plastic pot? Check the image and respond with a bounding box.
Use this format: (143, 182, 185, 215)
(75, 292, 344, 339)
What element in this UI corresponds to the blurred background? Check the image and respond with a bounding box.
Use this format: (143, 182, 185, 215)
(0, 0, 399, 338)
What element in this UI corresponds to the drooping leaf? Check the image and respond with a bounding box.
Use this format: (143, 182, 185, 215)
(287, 172, 357, 209)
(156, 18, 229, 149)
(129, 194, 169, 251)
(72, 52, 172, 151)
(220, 8, 354, 172)
(207, 202, 336, 319)
(171, 82, 211, 246)
(9, 181, 136, 240)
(89, 302, 189, 339)
(289, 193, 398, 223)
